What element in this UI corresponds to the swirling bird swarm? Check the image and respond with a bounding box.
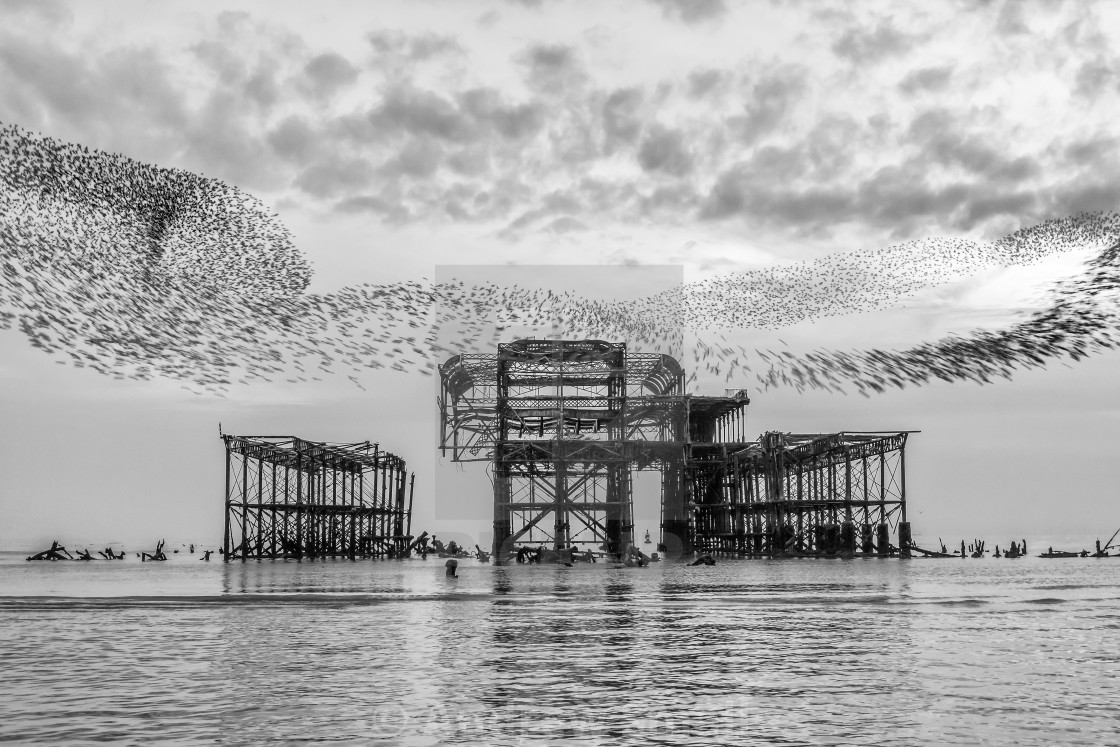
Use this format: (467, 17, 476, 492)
(670, 212, 1120, 331)
(2, 122, 1119, 396)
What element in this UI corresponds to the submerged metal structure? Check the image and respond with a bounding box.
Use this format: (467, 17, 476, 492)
(693, 431, 911, 557)
(439, 339, 914, 562)
(221, 435, 414, 560)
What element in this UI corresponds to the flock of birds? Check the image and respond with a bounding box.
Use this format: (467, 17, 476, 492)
(686, 215, 1120, 395)
(3, 121, 1120, 397)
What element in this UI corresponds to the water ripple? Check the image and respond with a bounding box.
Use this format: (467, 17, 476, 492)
(1, 555, 1118, 744)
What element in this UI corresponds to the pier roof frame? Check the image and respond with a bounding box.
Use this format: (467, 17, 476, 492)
(221, 435, 405, 474)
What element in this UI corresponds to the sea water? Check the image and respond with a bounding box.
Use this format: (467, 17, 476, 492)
(1, 549, 1118, 745)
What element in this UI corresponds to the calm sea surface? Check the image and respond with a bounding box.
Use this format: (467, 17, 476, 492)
(1, 548, 1118, 745)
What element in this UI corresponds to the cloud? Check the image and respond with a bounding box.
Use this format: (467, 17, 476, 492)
(244, 65, 280, 109)
(803, 115, 861, 178)
(854, 167, 972, 229)
(366, 30, 461, 62)
(1060, 135, 1120, 169)
(698, 161, 856, 233)
(0, 9, 343, 192)
(501, 179, 644, 235)
(601, 87, 644, 154)
(446, 147, 491, 177)
(636, 124, 693, 175)
(647, 0, 727, 24)
(370, 85, 472, 142)
(686, 68, 729, 99)
(848, 163, 1047, 236)
(303, 83, 550, 199)
(520, 44, 585, 96)
(696, 102, 1051, 239)
(7, 0, 1116, 249)
(0, 34, 187, 154)
(457, 88, 545, 141)
(898, 65, 954, 94)
(832, 21, 917, 65)
(379, 137, 443, 179)
(753, 186, 857, 233)
(183, 97, 282, 188)
(905, 109, 1040, 183)
(1047, 181, 1120, 215)
(955, 192, 1039, 230)
(267, 116, 317, 163)
(994, 0, 1030, 36)
(192, 39, 250, 81)
(0, 0, 71, 25)
(727, 67, 806, 145)
(698, 166, 749, 220)
(0, 37, 115, 126)
(640, 184, 698, 216)
(1074, 57, 1119, 99)
(302, 52, 359, 98)
(294, 158, 375, 198)
(544, 215, 588, 233)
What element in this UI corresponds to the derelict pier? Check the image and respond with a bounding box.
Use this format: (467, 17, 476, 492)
(221, 435, 414, 560)
(438, 339, 913, 563)
(691, 430, 911, 556)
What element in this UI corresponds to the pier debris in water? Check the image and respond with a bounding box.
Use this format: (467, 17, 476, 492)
(26, 541, 73, 561)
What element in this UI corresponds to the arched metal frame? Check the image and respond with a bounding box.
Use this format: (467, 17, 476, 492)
(439, 338, 914, 563)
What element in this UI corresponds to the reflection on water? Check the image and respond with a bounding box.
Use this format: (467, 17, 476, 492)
(1, 554, 1118, 745)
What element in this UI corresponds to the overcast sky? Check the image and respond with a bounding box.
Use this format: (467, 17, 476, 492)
(3, 0, 1120, 551)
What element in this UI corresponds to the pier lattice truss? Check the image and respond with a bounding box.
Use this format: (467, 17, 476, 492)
(439, 339, 914, 562)
(221, 435, 414, 560)
(691, 431, 913, 557)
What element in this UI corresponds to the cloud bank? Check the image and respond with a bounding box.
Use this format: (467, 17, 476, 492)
(0, 0, 1117, 255)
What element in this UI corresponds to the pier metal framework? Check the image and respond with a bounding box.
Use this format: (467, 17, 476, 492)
(439, 339, 751, 562)
(221, 435, 414, 560)
(691, 431, 912, 557)
(439, 339, 915, 561)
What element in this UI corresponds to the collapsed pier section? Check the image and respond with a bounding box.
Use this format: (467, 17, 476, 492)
(693, 431, 912, 557)
(221, 435, 414, 560)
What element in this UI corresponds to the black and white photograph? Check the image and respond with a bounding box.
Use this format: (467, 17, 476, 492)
(2, 0, 1119, 743)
